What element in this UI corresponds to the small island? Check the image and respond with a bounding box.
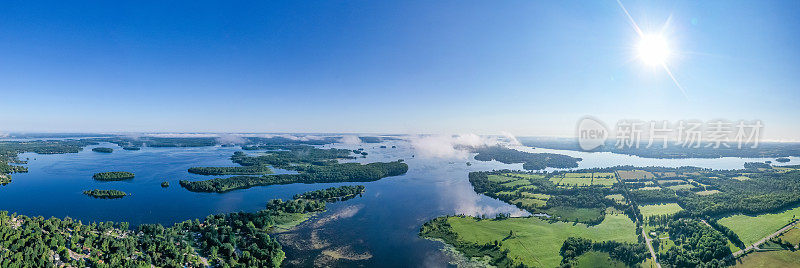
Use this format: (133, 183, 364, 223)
(83, 189, 128, 199)
(776, 157, 791, 163)
(93, 171, 135, 181)
(0, 174, 10, 185)
(91, 147, 114, 153)
(161, 181, 169, 187)
(122, 146, 141, 151)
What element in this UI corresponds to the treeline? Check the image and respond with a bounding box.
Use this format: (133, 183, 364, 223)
(559, 237, 647, 267)
(293, 185, 365, 201)
(180, 161, 407, 193)
(92, 171, 135, 181)
(657, 219, 732, 267)
(83, 189, 128, 199)
(188, 165, 272, 175)
(472, 146, 581, 170)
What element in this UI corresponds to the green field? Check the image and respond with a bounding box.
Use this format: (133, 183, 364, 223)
(617, 170, 655, 181)
(503, 173, 545, 180)
(545, 206, 604, 223)
(696, 190, 721, 195)
(734, 250, 800, 267)
(488, 174, 518, 183)
(666, 184, 695, 190)
(512, 198, 547, 208)
(605, 194, 626, 205)
(501, 179, 531, 187)
(639, 203, 684, 217)
(571, 251, 626, 268)
(564, 172, 592, 178)
(558, 177, 593, 187)
(778, 227, 800, 245)
(446, 214, 637, 267)
(731, 176, 751, 181)
(638, 186, 661, 191)
(719, 205, 800, 245)
(591, 176, 617, 186)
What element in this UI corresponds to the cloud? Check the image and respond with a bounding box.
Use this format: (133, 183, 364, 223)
(409, 133, 519, 159)
(442, 179, 528, 217)
(339, 135, 362, 145)
(216, 134, 247, 145)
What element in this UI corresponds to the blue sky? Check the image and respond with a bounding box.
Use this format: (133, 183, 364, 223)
(0, 1, 798, 140)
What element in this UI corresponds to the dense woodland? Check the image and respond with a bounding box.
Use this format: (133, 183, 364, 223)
(0, 185, 365, 267)
(92, 172, 135, 181)
(656, 219, 732, 267)
(472, 146, 581, 170)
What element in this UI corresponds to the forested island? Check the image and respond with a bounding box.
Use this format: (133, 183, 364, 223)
(83, 189, 128, 199)
(180, 161, 406, 192)
(472, 146, 581, 170)
(422, 164, 800, 267)
(161, 181, 169, 187)
(180, 146, 407, 193)
(188, 165, 272, 175)
(91, 147, 113, 153)
(0, 185, 366, 267)
(93, 171, 135, 181)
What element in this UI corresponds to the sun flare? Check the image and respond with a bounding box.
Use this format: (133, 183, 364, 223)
(636, 34, 670, 65)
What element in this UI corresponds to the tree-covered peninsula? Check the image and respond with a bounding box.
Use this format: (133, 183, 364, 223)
(0, 185, 366, 267)
(92, 171, 135, 181)
(472, 146, 581, 170)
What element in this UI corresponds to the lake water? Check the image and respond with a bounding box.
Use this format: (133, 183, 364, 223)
(0, 139, 796, 267)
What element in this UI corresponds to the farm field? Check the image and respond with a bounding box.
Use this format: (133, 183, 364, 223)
(778, 227, 800, 245)
(718, 205, 800, 245)
(572, 251, 626, 268)
(605, 194, 626, 205)
(488, 174, 518, 183)
(639, 203, 684, 217)
(667, 184, 695, 190)
(696, 190, 720, 195)
(617, 170, 655, 181)
(445, 214, 637, 267)
(733, 250, 800, 267)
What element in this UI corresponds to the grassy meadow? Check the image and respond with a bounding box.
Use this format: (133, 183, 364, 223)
(445, 214, 637, 267)
(718, 205, 800, 245)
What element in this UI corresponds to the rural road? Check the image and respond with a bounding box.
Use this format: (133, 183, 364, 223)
(732, 220, 799, 257)
(642, 229, 662, 268)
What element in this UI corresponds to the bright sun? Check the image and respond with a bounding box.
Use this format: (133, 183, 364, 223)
(636, 34, 670, 65)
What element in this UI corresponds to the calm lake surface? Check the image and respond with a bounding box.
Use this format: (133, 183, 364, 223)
(0, 139, 796, 267)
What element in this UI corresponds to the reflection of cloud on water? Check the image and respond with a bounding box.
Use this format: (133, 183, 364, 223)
(409, 133, 521, 159)
(314, 204, 364, 227)
(440, 178, 528, 218)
